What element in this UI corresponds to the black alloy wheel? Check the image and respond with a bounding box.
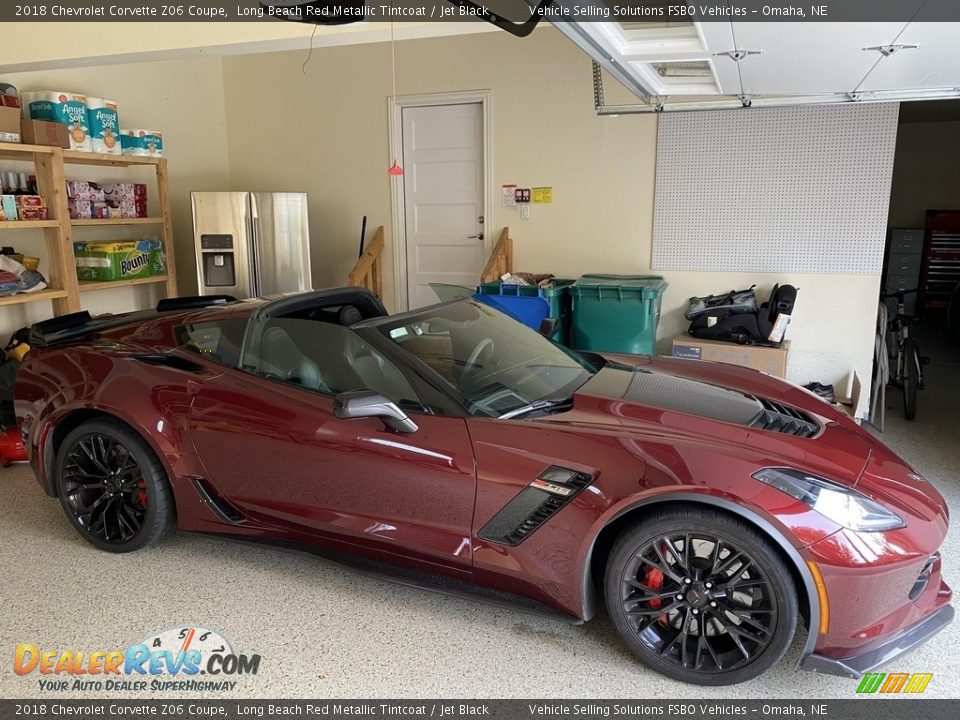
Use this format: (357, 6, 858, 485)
(55, 418, 175, 552)
(606, 507, 797, 685)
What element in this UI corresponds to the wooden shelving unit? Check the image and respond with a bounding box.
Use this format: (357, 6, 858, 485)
(0, 220, 60, 230)
(71, 217, 163, 227)
(0, 141, 178, 317)
(79, 275, 168, 293)
(0, 288, 69, 308)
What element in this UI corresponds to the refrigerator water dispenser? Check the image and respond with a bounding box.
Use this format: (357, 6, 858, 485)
(200, 235, 236, 288)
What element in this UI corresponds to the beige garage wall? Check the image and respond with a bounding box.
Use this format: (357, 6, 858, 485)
(0, 56, 231, 341)
(222, 29, 878, 414)
(888, 120, 960, 228)
(220, 29, 657, 302)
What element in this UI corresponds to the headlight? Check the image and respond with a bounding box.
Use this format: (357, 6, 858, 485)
(753, 468, 906, 532)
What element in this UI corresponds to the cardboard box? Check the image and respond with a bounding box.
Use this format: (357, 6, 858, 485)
(15, 195, 45, 208)
(68, 197, 92, 220)
(18, 206, 48, 220)
(20, 119, 69, 148)
(0, 105, 21, 143)
(835, 372, 863, 422)
(671, 336, 790, 378)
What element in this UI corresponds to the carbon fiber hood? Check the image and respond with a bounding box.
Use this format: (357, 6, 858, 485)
(576, 364, 766, 427)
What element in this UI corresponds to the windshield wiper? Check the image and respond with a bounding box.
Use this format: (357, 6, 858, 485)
(499, 397, 574, 420)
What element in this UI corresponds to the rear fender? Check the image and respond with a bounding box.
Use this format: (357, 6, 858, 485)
(32, 372, 204, 518)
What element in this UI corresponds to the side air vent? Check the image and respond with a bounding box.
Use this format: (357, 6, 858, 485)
(479, 466, 593, 546)
(909, 553, 939, 601)
(192, 478, 246, 524)
(750, 398, 819, 438)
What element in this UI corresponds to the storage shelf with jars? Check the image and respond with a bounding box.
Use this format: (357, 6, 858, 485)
(0, 141, 177, 315)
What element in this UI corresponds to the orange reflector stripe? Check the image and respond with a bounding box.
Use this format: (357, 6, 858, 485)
(806, 560, 829, 634)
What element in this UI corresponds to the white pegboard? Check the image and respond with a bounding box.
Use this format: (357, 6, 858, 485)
(652, 103, 900, 274)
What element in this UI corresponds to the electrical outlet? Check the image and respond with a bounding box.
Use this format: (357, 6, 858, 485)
(521, 204, 530, 220)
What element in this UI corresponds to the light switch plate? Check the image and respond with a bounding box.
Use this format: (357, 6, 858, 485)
(521, 204, 530, 220)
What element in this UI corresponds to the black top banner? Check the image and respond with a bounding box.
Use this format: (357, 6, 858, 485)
(4, 0, 960, 23)
(1, 701, 959, 720)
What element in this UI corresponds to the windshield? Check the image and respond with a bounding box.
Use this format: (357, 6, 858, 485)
(376, 299, 595, 418)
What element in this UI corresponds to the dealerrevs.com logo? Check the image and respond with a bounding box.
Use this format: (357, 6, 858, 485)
(13, 626, 261, 693)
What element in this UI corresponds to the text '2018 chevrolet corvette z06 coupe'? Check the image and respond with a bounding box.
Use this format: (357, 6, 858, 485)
(11, 289, 953, 685)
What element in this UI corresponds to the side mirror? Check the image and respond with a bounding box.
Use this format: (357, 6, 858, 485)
(538, 317, 559, 338)
(333, 390, 419, 434)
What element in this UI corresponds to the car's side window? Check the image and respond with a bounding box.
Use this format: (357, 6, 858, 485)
(175, 318, 248, 368)
(243, 318, 424, 410)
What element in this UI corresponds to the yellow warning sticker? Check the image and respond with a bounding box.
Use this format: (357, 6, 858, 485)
(531, 187, 553, 204)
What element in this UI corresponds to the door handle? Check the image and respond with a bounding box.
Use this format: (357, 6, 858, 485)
(468, 233, 484, 240)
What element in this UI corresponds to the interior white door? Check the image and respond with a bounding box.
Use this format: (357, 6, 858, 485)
(402, 102, 485, 309)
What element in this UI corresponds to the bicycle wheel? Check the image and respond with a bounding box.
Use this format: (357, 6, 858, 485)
(903, 338, 918, 421)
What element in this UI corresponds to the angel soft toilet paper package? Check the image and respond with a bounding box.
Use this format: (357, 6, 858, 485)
(21, 91, 92, 152)
(120, 129, 163, 157)
(86, 98, 121, 155)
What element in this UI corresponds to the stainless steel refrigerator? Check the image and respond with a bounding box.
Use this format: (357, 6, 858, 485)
(192, 192, 312, 297)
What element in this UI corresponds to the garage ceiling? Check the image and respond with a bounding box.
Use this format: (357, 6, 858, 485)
(553, 13, 960, 110)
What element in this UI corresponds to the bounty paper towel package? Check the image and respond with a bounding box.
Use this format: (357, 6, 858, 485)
(86, 98, 121, 155)
(21, 91, 92, 152)
(74, 239, 160, 282)
(120, 129, 163, 157)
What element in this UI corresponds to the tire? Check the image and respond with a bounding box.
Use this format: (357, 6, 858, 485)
(605, 506, 798, 685)
(54, 417, 176, 552)
(903, 338, 918, 421)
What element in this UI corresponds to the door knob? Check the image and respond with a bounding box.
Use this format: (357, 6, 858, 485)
(468, 233, 484, 240)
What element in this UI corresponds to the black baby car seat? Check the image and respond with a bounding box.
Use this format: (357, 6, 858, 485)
(687, 284, 798, 345)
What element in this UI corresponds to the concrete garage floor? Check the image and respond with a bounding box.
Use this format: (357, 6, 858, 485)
(1, 335, 958, 700)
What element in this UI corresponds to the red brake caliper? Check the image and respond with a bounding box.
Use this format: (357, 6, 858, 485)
(136, 479, 148, 508)
(644, 565, 670, 625)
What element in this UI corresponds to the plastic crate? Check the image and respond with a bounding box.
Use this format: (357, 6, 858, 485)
(570, 274, 668, 355)
(475, 279, 575, 344)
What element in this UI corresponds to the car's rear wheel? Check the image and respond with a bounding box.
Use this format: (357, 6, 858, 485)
(605, 507, 798, 685)
(54, 418, 175, 553)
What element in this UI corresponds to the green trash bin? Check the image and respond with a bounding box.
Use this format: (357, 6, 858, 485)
(476, 279, 575, 344)
(570, 274, 668, 355)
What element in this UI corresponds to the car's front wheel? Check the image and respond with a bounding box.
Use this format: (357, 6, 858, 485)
(55, 418, 175, 552)
(605, 506, 798, 685)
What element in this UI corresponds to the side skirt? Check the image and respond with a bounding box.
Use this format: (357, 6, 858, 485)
(188, 531, 584, 626)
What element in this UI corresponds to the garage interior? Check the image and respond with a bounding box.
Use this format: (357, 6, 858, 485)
(1, 16, 959, 697)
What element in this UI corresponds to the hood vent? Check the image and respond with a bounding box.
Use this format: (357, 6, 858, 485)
(750, 398, 819, 438)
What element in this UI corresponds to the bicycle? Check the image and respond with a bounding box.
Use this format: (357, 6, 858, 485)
(880, 288, 928, 421)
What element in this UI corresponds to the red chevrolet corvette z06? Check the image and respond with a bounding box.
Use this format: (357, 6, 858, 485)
(12, 289, 953, 684)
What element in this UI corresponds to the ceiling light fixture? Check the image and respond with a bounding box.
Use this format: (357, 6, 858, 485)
(713, 49, 763, 63)
(864, 44, 919, 57)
